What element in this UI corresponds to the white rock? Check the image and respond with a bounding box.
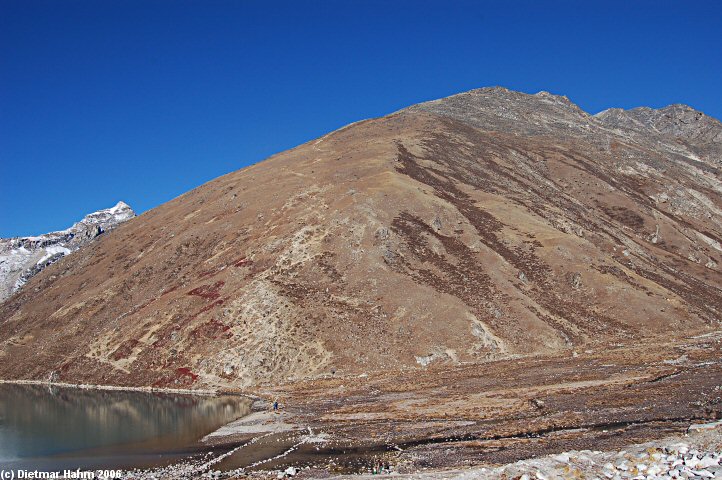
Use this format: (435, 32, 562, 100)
(554, 453, 570, 463)
(691, 470, 714, 478)
(696, 456, 719, 469)
(687, 420, 722, 433)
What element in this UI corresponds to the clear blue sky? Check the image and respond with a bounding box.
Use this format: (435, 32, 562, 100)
(1, 1, 720, 237)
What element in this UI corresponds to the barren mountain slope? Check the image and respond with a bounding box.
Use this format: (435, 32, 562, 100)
(0, 87, 720, 389)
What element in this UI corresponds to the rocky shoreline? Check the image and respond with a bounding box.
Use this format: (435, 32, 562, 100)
(0, 378, 224, 396)
(117, 421, 722, 479)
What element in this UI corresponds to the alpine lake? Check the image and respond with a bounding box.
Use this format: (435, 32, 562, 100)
(0, 383, 251, 472)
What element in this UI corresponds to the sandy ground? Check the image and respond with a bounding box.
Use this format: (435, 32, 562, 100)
(204, 411, 297, 441)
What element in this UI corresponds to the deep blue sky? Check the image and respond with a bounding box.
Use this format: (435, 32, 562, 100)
(1, 1, 720, 237)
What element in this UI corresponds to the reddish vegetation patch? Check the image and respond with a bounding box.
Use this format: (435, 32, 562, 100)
(197, 267, 224, 280)
(191, 298, 225, 319)
(135, 298, 156, 312)
(187, 281, 225, 300)
(151, 299, 226, 349)
(110, 339, 140, 361)
(191, 319, 233, 340)
(151, 367, 199, 388)
(232, 256, 251, 267)
(176, 367, 199, 381)
(160, 284, 181, 296)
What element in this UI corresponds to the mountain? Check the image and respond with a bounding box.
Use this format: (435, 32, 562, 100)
(0, 201, 135, 301)
(0, 88, 720, 390)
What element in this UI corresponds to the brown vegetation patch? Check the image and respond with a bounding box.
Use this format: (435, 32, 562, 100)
(187, 280, 225, 300)
(601, 205, 646, 229)
(110, 339, 140, 361)
(191, 319, 233, 340)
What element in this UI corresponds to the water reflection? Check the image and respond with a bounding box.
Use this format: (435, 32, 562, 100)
(0, 384, 251, 470)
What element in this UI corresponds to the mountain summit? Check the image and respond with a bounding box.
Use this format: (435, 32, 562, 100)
(0, 201, 135, 301)
(0, 88, 720, 389)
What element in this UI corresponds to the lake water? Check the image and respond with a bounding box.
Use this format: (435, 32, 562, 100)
(0, 383, 251, 471)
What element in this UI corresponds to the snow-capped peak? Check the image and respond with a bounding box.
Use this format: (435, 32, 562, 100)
(0, 201, 136, 302)
(109, 200, 132, 215)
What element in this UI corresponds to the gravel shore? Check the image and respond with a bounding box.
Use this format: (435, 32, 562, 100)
(344, 421, 722, 480)
(119, 421, 722, 479)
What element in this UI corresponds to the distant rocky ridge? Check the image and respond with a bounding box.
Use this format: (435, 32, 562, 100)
(0, 201, 135, 301)
(594, 104, 722, 171)
(409, 87, 722, 169)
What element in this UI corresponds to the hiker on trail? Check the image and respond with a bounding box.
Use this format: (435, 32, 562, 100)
(273, 400, 279, 412)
